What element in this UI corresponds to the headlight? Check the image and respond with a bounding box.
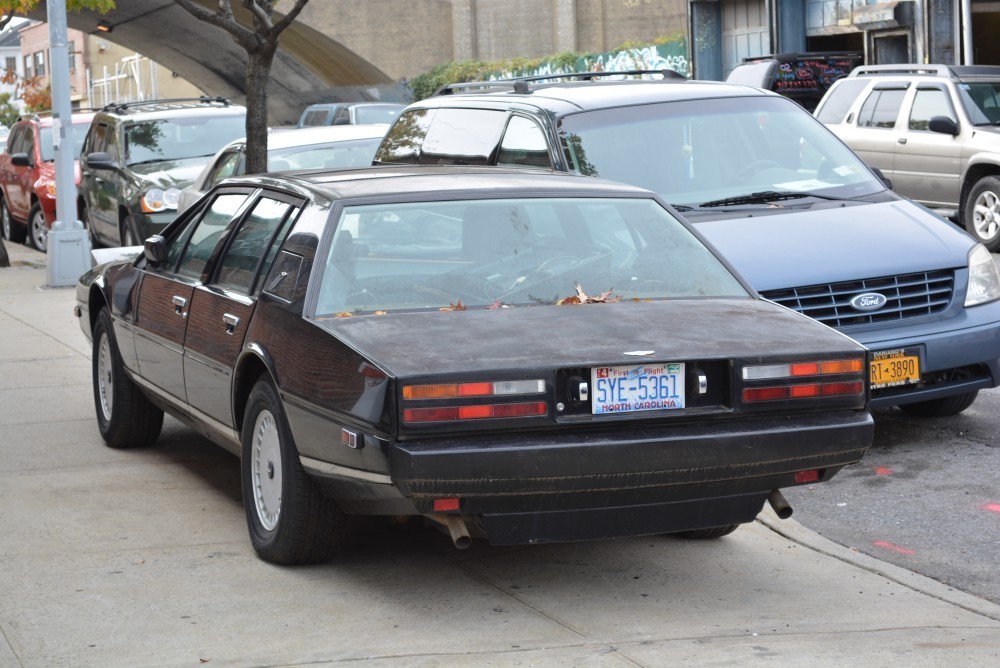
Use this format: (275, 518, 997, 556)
(140, 187, 182, 213)
(965, 244, 1000, 307)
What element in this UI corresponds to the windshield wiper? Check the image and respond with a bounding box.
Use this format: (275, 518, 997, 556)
(697, 190, 847, 208)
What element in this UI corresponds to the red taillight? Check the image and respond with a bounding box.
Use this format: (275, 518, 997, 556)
(742, 357, 865, 404)
(433, 498, 461, 512)
(743, 380, 864, 403)
(404, 401, 547, 423)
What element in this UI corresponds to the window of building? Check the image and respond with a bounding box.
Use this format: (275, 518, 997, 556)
(4, 57, 15, 74)
(23, 55, 31, 78)
(34, 52, 45, 77)
(68, 41, 76, 71)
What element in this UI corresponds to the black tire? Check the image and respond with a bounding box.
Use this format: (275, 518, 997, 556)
(898, 390, 979, 418)
(27, 202, 47, 252)
(963, 176, 1000, 252)
(1, 197, 25, 244)
(92, 308, 164, 448)
(121, 213, 139, 247)
(241, 378, 347, 565)
(671, 524, 740, 540)
(81, 202, 103, 249)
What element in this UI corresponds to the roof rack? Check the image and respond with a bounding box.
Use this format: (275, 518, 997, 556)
(851, 64, 955, 78)
(435, 69, 687, 96)
(101, 96, 231, 114)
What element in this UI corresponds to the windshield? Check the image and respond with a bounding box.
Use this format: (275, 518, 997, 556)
(353, 105, 403, 125)
(315, 197, 748, 316)
(39, 122, 92, 162)
(957, 81, 1000, 124)
(124, 114, 246, 165)
(557, 96, 884, 207)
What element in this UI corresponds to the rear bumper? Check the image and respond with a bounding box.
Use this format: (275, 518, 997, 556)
(382, 410, 873, 542)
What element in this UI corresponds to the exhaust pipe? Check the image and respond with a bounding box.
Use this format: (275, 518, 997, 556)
(767, 489, 793, 519)
(437, 515, 472, 550)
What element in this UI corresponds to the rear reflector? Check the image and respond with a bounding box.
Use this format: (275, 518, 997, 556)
(404, 401, 547, 423)
(433, 498, 461, 512)
(794, 470, 821, 484)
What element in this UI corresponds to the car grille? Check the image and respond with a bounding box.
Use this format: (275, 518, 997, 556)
(761, 270, 954, 328)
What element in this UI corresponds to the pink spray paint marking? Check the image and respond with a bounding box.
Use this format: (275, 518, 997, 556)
(874, 540, 915, 555)
(984, 503, 1000, 514)
(874, 467, 893, 476)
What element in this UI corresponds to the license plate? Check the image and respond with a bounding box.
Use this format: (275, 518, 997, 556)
(869, 348, 921, 389)
(591, 363, 685, 415)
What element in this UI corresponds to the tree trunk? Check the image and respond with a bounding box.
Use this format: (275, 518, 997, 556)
(243, 46, 276, 175)
(0, 237, 9, 268)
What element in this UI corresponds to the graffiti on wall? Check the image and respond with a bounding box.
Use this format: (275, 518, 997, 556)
(489, 42, 689, 81)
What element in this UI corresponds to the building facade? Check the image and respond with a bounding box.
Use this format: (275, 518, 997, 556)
(688, 0, 1000, 81)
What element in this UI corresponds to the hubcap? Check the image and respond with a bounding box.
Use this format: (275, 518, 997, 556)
(97, 332, 114, 422)
(973, 190, 1000, 242)
(31, 210, 47, 251)
(251, 409, 282, 531)
(1, 205, 9, 239)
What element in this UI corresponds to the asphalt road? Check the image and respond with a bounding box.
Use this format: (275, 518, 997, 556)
(785, 387, 1000, 605)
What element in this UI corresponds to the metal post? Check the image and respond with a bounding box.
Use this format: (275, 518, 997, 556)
(45, 0, 90, 287)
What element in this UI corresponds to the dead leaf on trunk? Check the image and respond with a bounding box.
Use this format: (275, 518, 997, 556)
(439, 300, 467, 311)
(558, 283, 620, 305)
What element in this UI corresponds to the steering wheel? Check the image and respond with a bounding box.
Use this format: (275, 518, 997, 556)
(734, 159, 782, 183)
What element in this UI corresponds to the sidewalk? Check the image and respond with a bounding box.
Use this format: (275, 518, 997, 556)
(2, 241, 1000, 667)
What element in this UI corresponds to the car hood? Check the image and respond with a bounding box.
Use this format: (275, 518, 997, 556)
(691, 201, 974, 291)
(314, 299, 860, 378)
(128, 157, 210, 189)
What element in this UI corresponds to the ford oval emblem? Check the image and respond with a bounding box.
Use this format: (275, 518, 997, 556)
(850, 292, 888, 311)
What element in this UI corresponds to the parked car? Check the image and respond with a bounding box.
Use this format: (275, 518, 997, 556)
(0, 111, 96, 251)
(814, 64, 1000, 251)
(296, 102, 404, 128)
(79, 97, 247, 248)
(372, 71, 1000, 417)
(75, 166, 873, 564)
(176, 124, 388, 213)
(726, 52, 862, 112)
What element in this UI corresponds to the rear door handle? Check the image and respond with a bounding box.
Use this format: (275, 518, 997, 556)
(223, 313, 240, 335)
(172, 295, 187, 316)
(897, 137, 907, 145)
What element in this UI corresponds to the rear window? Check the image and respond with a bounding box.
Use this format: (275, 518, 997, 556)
(374, 108, 507, 166)
(314, 197, 748, 316)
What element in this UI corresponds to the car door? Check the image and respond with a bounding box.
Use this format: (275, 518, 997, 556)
(80, 121, 120, 242)
(891, 85, 963, 208)
(846, 82, 909, 181)
(183, 192, 300, 426)
(132, 190, 252, 404)
(6, 125, 34, 220)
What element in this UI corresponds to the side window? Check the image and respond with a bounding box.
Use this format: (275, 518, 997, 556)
(373, 108, 435, 164)
(497, 116, 552, 169)
(419, 108, 506, 165)
(908, 88, 955, 131)
(207, 149, 244, 189)
(815, 79, 872, 124)
(172, 193, 250, 279)
(104, 124, 121, 163)
(8, 126, 28, 154)
(20, 127, 35, 158)
(85, 123, 110, 154)
(214, 197, 294, 294)
(857, 88, 906, 129)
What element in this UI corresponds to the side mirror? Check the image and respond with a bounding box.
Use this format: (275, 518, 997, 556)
(928, 116, 960, 136)
(11, 152, 32, 167)
(143, 235, 167, 265)
(85, 151, 118, 169)
(871, 167, 893, 191)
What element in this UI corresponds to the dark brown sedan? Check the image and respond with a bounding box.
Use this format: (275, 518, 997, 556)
(76, 166, 873, 564)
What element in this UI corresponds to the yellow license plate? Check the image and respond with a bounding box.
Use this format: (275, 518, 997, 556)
(870, 348, 920, 389)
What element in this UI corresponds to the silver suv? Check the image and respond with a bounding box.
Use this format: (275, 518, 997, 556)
(815, 64, 1000, 251)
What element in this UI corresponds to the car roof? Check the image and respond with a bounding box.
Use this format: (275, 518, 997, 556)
(849, 63, 1000, 81)
(20, 111, 96, 128)
(240, 165, 654, 202)
(264, 124, 388, 149)
(411, 79, 776, 115)
(97, 98, 247, 121)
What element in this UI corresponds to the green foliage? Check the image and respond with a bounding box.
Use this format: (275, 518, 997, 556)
(0, 92, 19, 127)
(407, 35, 686, 101)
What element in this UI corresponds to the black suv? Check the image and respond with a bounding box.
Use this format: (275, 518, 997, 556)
(372, 71, 1000, 417)
(79, 97, 247, 247)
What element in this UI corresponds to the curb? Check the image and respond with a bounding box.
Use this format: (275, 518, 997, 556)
(757, 507, 1000, 622)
